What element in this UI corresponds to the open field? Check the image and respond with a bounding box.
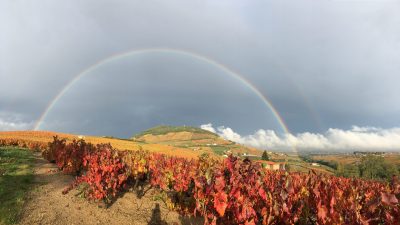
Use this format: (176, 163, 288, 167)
(0, 147, 35, 224)
(0, 131, 208, 159)
(311, 153, 400, 167)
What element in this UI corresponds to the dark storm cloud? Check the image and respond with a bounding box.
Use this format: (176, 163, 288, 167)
(1, 0, 400, 147)
(40, 56, 284, 137)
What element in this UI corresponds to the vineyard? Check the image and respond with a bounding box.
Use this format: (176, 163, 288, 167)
(0, 131, 205, 159)
(0, 136, 387, 225)
(0, 135, 399, 224)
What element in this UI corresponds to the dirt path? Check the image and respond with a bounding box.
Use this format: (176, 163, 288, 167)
(19, 152, 203, 225)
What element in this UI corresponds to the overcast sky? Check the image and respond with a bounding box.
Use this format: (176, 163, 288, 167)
(1, 0, 400, 151)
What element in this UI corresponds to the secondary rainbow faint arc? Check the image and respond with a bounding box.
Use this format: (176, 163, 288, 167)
(34, 48, 291, 135)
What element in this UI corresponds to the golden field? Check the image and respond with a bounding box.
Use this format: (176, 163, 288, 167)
(0, 131, 209, 159)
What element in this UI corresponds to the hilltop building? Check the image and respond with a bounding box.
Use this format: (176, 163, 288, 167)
(258, 161, 286, 171)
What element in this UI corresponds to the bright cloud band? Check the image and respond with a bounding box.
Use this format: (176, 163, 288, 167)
(201, 124, 400, 152)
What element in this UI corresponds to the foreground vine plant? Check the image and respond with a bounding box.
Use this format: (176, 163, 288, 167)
(39, 137, 400, 224)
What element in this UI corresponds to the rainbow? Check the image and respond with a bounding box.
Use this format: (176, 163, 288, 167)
(272, 63, 324, 131)
(34, 48, 292, 136)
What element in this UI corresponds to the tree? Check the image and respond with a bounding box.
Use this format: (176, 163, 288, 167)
(358, 154, 398, 180)
(261, 151, 269, 161)
(335, 163, 359, 178)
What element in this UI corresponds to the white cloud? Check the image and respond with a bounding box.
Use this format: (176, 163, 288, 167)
(200, 123, 216, 133)
(0, 113, 34, 131)
(201, 124, 400, 152)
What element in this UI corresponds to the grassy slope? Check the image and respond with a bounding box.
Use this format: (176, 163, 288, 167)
(132, 126, 263, 156)
(0, 131, 206, 159)
(0, 128, 258, 159)
(311, 154, 400, 166)
(0, 147, 35, 224)
(264, 153, 335, 175)
(132, 125, 218, 138)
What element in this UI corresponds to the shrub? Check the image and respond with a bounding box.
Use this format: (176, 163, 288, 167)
(72, 144, 128, 203)
(42, 136, 66, 163)
(43, 138, 399, 224)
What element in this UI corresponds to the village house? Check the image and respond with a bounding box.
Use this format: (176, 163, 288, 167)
(258, 161, 286, 171)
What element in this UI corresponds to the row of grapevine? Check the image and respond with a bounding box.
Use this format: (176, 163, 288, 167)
(147, 155, 399, 224)
(0, 138, 48, 151)
(24, 137, 400, 224)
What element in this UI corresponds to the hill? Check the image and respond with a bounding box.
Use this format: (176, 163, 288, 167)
(132, 125, 261, 156)
(0, 129, 338, 174)
(0, 126, 265, 159)
(0, 131, 206, 159)
(132, 125, 218, 138)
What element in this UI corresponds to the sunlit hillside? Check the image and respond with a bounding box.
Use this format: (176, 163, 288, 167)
(0, 130, 209, 159)
(132, 125, 262, 156)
